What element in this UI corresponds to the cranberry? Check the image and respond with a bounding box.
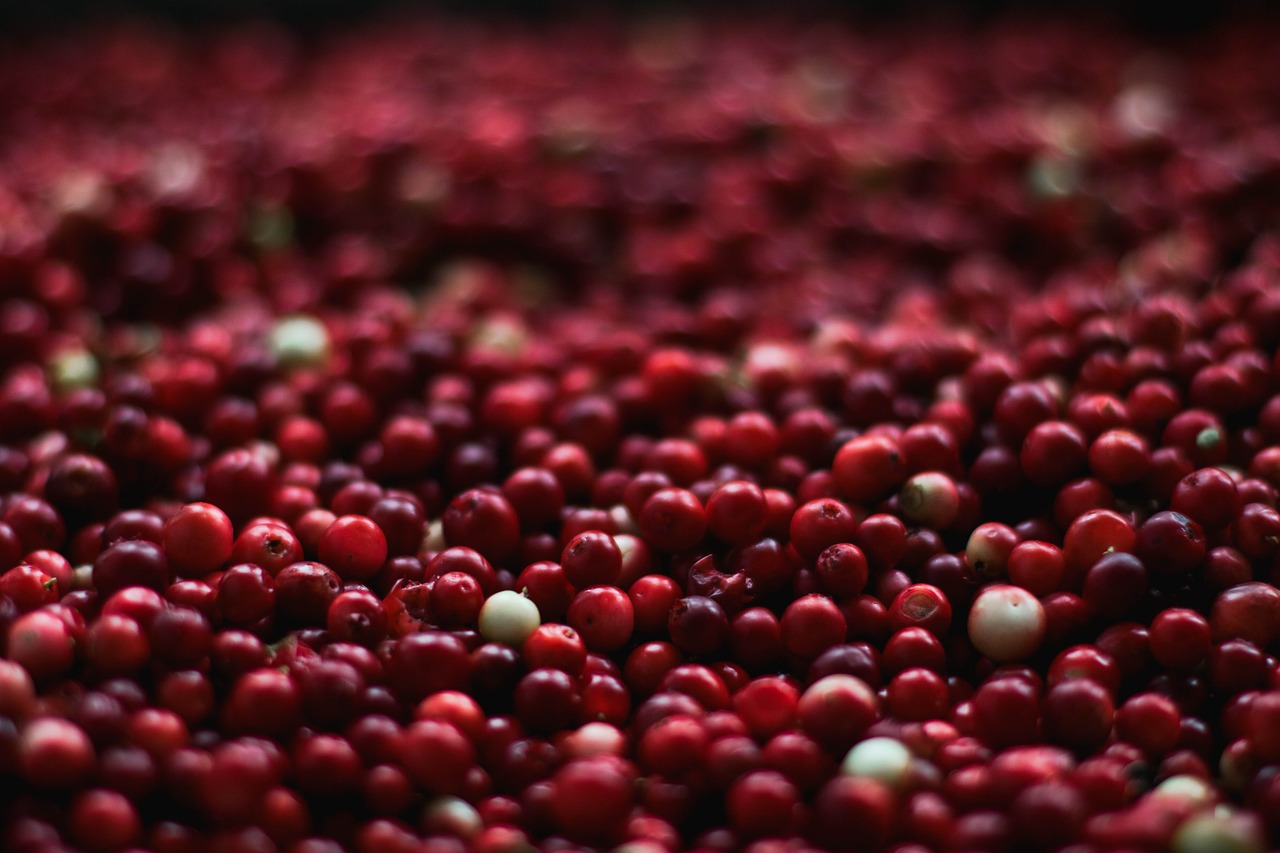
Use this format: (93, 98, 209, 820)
(318, 515, 388, 581)
(567, 585, 634, 652)
(706, 481, 769, 545)
(832, 434, 908, 504)
(216, 563, 276, 625)
(275, 561, 342, 627)
(1149, 608, 1212, 672)
(734, 676, 800, 740)
(888, 584, 952, 638)
(1135, 511, 1206, 577)
(1042, 679, 1114, 753)
(7, 608, 75, 682)
(1007, 541, 1064, 597)
(968, 584, 1046, 663)
(442, 490, 520, 566)
(560, 530, 622, 589)
(799, 674, 879, 751)
(790, 498, 858, 561)
(639, 488, 707, 553)
(161, 502, 234, 578)
(94, 539, 171, 596)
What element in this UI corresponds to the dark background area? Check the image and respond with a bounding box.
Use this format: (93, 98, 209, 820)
(0, 0, 1272, 32)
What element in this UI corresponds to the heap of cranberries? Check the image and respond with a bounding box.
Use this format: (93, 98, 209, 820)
(4, 9, 1280, 853)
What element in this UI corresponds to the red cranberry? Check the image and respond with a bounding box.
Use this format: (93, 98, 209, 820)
(832, 434, 908, 504)
(560, 530, 622, 589)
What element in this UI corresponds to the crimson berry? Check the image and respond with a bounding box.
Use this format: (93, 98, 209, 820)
(1170, 467, 1239, 531)
(522, 624, 587, 676)
(432, 570, 485, 628)
(402, 719, 474, 795)
(1007, 541, 1064, 597)
(856, 514, 908, 570)
(0, 564, 58, 612)
(1042, 679, 1114, 753)
(216, 563, 276, 626)
(630, 574, 684, 635)
(814, 542, 870, 599)
(515, 560, 573, 622)
(162, 502, 234, 578)
(7, 608, 75, 682)
(1082, 552, 1148, 621)
(887, 667, 949, 721)
(1148, 608, 1212, 672)
(327, 588, 387, 646)
(1061, 509, 1136, 584)
(548, 757, 635, 845)
(560, 530, 622, 589)
(1088, 429, 1151, 486)
(317, 515, 387, 581)
(442, 489, 520, 565)
(789, 498, 858, 561)
(1135, 511, 1205, 577)
(734, 676, 799, 740)
(514, 667, 582, 734)
(832, 434, 908, 504)
(275, 561, 342, 627)
(705, 481, 768, 546)
(639, 488, 707, 553)
(781, 594, 847, 660)
(727, 769, 799, 840)
(567, 585, 634, 653)
(798, 673, 879, 750)
(1114, 692, 1181, 757)
(94, 539, 171, 597)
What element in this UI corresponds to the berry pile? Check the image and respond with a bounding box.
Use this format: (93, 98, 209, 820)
(3, 12, 1280, 853)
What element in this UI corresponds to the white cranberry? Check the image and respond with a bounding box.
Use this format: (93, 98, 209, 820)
(1172, 809, 1265, 853)
(840, 736, 912, 787)
(478, 590, 541, 647)
(269, 315, 331, 368)
(561, 722, 627, 759)
(423, 796, 482, 839)
(968, 583, 1046, 662)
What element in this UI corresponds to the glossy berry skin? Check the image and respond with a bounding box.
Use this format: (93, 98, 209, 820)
(1135, 511, 1205, 577)
(1007, 541, 1064, 597)
(1022, 421, 1088, 487)
(216, 563, 276, 625)
(814, 542, 870, 599)
(1042, 679, 1114, 753)
(668, 596, 730, 657)
(162, 502, 234, 578)
(798, 674, 879, 751)
(638, 488, 707, 553)
(1148, 608, 1211, 672)
(900, 472, 961, 529)
(567, 586, 634, 652)
(968, 585, 1046, 663)
(1170, 467, 1238, 531)
(560, 530, 622, 589)
(231, 522, 303, 577)
(706, 481, 768, 545)
(442, 489, 520, 565)
(781, 594, 847, 661)
(317, 515, 388, 581)
(888, 584, 952, 638)
(789, 498, 858, 561)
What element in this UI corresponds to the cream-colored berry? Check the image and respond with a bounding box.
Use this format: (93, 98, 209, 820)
(478, 590, 541, 647)
(840, 737, 912, 787)
(968, 583, 1046, 662)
